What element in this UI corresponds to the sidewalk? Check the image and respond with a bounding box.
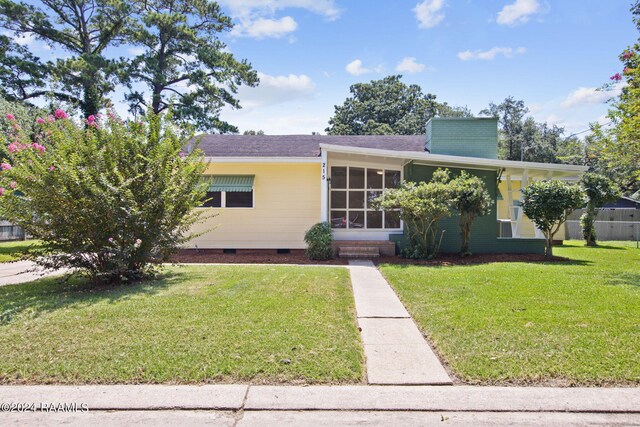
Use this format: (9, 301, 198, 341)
(2, 384, 639, 425)
(348, 260, 452, 385)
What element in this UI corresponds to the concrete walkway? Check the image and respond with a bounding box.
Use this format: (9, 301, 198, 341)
(348, 260, 452, 385)
(2, 385, 639, 426)
(0, 260, 67, 286)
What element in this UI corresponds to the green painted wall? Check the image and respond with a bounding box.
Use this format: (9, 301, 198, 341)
(390, 163, 545, 254)
(426, 118, 498, 159)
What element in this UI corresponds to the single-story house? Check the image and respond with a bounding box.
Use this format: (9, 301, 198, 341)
(187, 118, 587, 256)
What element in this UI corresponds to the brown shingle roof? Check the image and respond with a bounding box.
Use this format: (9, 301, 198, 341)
(195, 134, 426, 157)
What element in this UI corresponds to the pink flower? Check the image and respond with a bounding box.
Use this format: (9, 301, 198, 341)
(108, 237, 114, 243)
(179, 152, 186, 158)
(623, 51, 634, 60)
(1, 163, 11, 171)
(48, 115, 55, 123)
(7, 143, 18, 153)
(134, 238, 142, 248)
(9, 181, 16, 189)
(87, 115, 96, 124)
(49, 166, 55, 171)
(31, 142, 45, 153)
(5, 114, 15, 121)
(54, 109, 68, 119)
(610, 73, 622, 81)
(0, 188, 4, 196)
(36, 117, 45, 124)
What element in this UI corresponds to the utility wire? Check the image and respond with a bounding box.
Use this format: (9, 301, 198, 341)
(567, 121, 613, 138)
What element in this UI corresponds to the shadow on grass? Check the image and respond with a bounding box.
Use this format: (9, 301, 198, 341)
(606, 272, 640, 288)
(0, 270, 186, 326)
(577, 244, 627, 250)
(0, 241, 42, 262)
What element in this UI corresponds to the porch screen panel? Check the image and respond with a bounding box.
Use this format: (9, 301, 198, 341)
(330, 166, 401, 230)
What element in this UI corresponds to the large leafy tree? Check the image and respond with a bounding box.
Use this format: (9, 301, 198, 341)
(0, 110, 208, 283)
(480, 96, 528, 160)
(326, 75, 471, 135)
(0, 35, 47, 102)
(0, 0, 131, 117)
(481, 97, 583, 164)
(520, 180, 584, 258)
(593, 1, 640, 195)
(124, 0, 258, 133)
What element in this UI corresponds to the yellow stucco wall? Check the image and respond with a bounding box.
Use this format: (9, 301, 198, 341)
(497, 180, 566, 240)
(187, 162, 321, 249)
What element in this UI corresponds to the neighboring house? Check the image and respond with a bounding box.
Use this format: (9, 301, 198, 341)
(187, 118, 587, 256)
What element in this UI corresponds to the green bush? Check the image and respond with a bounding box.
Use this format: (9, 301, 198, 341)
(304, 222, 333, 260)
(373, 168, 453, 259)
(0, 109, 208, 283)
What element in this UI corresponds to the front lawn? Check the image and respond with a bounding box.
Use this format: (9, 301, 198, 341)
(0, 240, 41, 263)
(0, 265, 364, 384)
(380, 241, 640, 386)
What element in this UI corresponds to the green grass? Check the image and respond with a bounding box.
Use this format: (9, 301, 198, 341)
(0, 265, 364, 384)
(0, 240, 41, 262)
(380, 241, 640, 386)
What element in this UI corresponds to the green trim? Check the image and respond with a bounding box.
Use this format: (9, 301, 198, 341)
(204, 175, 254, 192)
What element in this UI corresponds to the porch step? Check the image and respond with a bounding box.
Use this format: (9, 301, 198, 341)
(338, 246, 380, 259)
(332, 240, 396, 257)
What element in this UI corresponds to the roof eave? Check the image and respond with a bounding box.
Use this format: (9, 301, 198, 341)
(319, 143, 588, 174)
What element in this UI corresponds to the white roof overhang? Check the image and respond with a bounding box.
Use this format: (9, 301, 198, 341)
(320, 143, 587, 180)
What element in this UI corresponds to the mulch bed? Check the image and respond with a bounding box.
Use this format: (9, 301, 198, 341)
(375, 252, 570, 266)
(169, 250, 349, 265)
(169, 250, 567, 266)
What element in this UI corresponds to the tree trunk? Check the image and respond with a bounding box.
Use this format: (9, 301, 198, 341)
(545, 236, 553, 258)
(82, 81, 100, 117)
(581, 207, 597, 246)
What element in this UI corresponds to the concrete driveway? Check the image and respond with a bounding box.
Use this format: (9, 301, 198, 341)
(0, 260, 68, 286)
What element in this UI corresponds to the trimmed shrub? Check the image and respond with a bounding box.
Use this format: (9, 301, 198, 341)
(304, 222, 333, 260)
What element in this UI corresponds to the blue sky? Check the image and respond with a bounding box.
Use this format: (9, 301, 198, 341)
(17, 0, 637, 136)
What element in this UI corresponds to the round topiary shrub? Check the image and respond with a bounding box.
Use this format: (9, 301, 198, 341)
(304, 222, 333, 260)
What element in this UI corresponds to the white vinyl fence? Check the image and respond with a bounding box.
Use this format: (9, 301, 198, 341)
(0, 221, 25, 241)
(565, 208, 640, 241)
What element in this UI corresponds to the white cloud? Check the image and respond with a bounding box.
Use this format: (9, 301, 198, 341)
(457, 46, 526, 61)
(233, 16, 298, 38)
(395, 57, 427, 73)
(346, 59, 371, 76)
(218, 0, 340, 20)
(497, 0, 542, 26)
(560, 84, 624, 109)
(413, 0, 445, 28)
(3, 31, 34, 46)
(127, 47, 146, 56)
(237, 72, 316, 108)
(221, 0, 340, 39)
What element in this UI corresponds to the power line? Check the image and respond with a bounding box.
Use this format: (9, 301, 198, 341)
(567, 121, 613, 138)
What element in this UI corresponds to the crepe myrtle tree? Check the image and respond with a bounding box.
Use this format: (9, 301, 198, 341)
(520, 180, 584, 258)
(450, 171, 493, 257)
(373, 168, 453, 259)
(580, 173, 620, 246)
(0, 109, 208, 284)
